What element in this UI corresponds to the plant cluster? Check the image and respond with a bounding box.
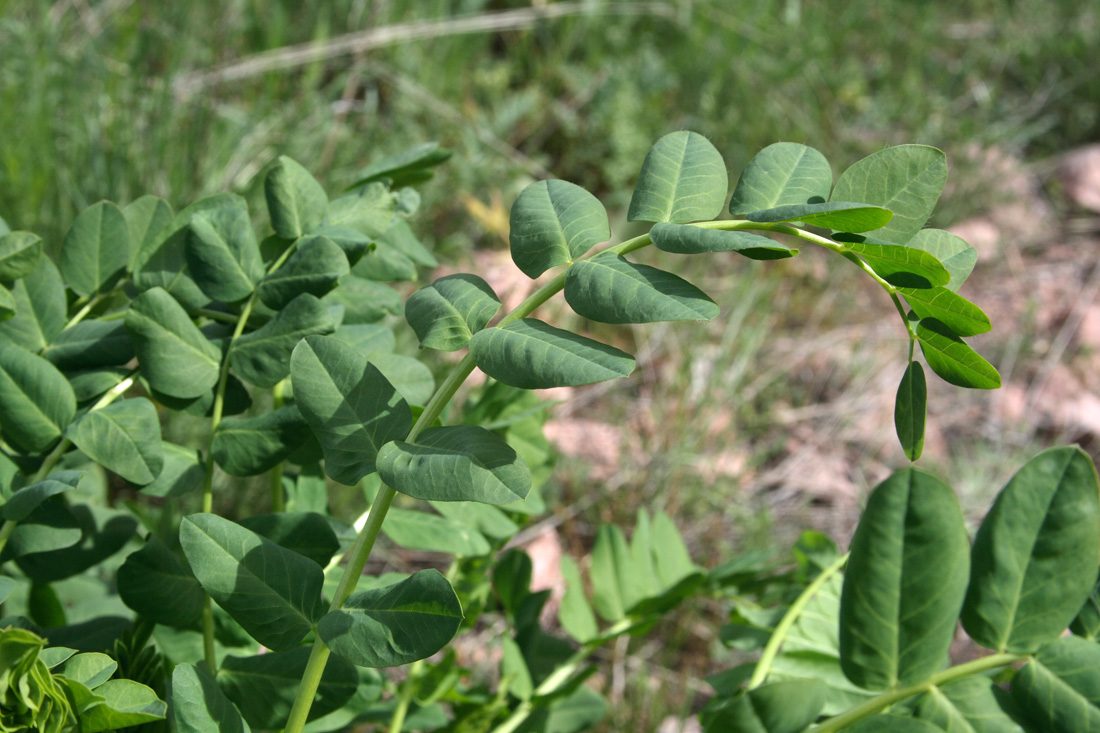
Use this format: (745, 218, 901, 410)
(0, 130, 1096, 733)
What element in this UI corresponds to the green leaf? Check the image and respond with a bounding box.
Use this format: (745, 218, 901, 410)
(916, 318, 1001, 390)
(232, 293, 336, 388)
(1, 470, 81, 521)
(0, 344, 76, 453)
(469, 319, 634, 390)
(559, 555, 598, 643)
(895, 362, 927, 462)
(589, 524, 636, 622)
(628, 131, 727, 224)
(836, 234, 951, 288)
(179, 513, 325, 651)
(60, 201, 130, 298)
(747, 202, 893, 232)
(258, 235, 349, 310)
(840, 468, 970, 690)
(0, 500, 81, 561)
(1011, 636, 1100, 733)
(362, 352, 435, 406)
(0, 283, 12, 321)
(906, 229, 978, 292)
(321, 275, 402, 324)
(651, 223, 797, 260)
(117, 535, 204, 627)
(0, 231, 42, 281)
(652, 511, 697, 588)
(151, 372, 252, 419)
(217, 648, 357, 730)
(382, 508, 491, 556)
(845, 717, 944, 732)
(432, 501, 518, 539)
(349, 142, 451, 188)
(701, 680, 826, 733)
(237, 512, 339, 567)
(212, 405, 316, 477)
(311, 225, 372, 264)
(913, 676, 1024, 733)
(44, 320, 135, 370)
(502, 636, 534, 700)
(565, 252, 719, 324)
(831, 145, 949, 244)
(899, 287, 992, 337)
(290, 335, 411, 485)
(376, 217, 436, 267)
(509, 179, 610, 278)
(0, 256, 66, 352)
(39, 646, 76, 668)
(126, 287, 221, 399)
(139, 441, 203, 498)
(171, 663, 252, 733)
(319, 569, 463, 667)
(28, 581, 66, 627)
(350, 238, 417, 282)
(74, 679, 167, 731)
(378, 425, 531, 504)
(962, 446, 1100, 653)
(1071, 574, 1100, 640)
(68, 367, 128, 404)
(332, 323, 395, 354)
(186, 205, 265, 302)
(57, 651, 116, 688)
(65, 398, 164, 485)
(325, 183, 395, 238)
(0, 576, 15, 605)
(729, 142, 833, 215)
(406, 274, 501, 351)
(266, 156, 328, 239)
(16, 505, 137, 583)
(123, 195, 173, 271)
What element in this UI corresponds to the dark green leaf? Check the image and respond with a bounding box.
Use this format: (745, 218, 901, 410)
(325, 183, 394, 238)
(139, 441, 203, 498)
(729, 142, 833, 215)
(363, 352, 434, 406)
(962, 447, 1100, 652)
(913, 676, 1024, 733)
(321, 274, 402, 324)
(701, 680, 825, 733)
(509, 179, 610, 278)
(0, 344, 76, 453)
(126, 287, 221, 399)
(906, 229, 978, 292)
(123, 195, 173, 271)
(117, 536, 204, 627)
(378, 425, 531, 504)
(44, 320, 135, 370)
(916, 319, 1001, 389)
(332, 323, 395, 354)
(186, 205, 265, 302)
(231, 293, 336, 388)
(895, 362, 927, 462)
(837, 234, 950, 288)
(651, 223, 797, 260)
(319, 569, 463, 667)
(1071, 574, 1100, 640)
(28, 581, 66, 627)
(238, 512, 339, 567)
(258, 235, 349, 310)
(350, 239, 417, 282)
(65, 398, 163, 484)
(840, 468, 970, 690)
(60, 201, 130, 298)
(899, 287, 992, 336)
(565, 252, 718, 323)
(349, 142, 451, 189)
(747, 201, 893, 232)
(831, 145, 948, 244)
(0, 500, 81, 561)
(212, 405, 315, 476)
(0, 231, 42, 281)
(0, 256, 65, 352)
(1011, 636, 1100, 733)
(180, 513, 325, 651)
(376, 217, 435, 267)
(290, 335, 411, 485)
(311, 225, 372, 264)
(382, 508, 490, 556)
(1, 470, 81, 521)
(406, 274, 501, 351)
(469, 319, 634, 389)
(171, 663, 252, 733)
(217, 648, 357, 730)
(68, 367, 128, 404)
(16, 505, 137, 583)
(266, 156, 328, 239)
(150, 373, 252, 418)
(628, 131, 727, 224)
(0, 283, 12, 321)
(845, 717, 944, 732)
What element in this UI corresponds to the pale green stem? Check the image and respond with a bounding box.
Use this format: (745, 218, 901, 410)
(64, 292, 107, 330)
(808, 653, 1026, 732)
(195, 308, 240, 324)
(270, 380, 286, 513)
(748, 552, 849, 689)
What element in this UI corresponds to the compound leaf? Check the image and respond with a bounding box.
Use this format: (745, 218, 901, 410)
(44, 320, 135, 370)
(701, 679, 826, 733)
(257, 235, 349, 310)
(651, 222, 797, 260)
(321, 275, 401, 325)
(231, 293, 335, 388)
(628, 131, 727, 224)
(0, 231, 42, 281)
(564, 252, 718, 324)
(468, 319, 634, 390)
(180, 513, 325, 652)
(319, 570, 463, 667)
(0, 256, 65, 352)
(265, 156, 328, 240)
(171, 663, 251, 733)
(729, 142, 833, 215)
(509, 179, 610, 278)
(840, 468, 970, 690)
(212, 405, 316, 477)
(405, 274, 501, 351)
(899, 287, 992, 337)
(962, 446, 1100, 653)
(186, 205, 265, 303)
(913, 676, 1023, 733)
(378, 425, 530, 504)
(747, 202, 893, 232)
(290, 335, 411, 485)
(906, 229, 978, 292)
(61, 201, 130, 298)
(349, 142, 451, 189)
(382, 508, 490, 557)
(837, 234, 950, 288)
(237, 512, 339, 568)
(0, 344, 76, 453)
(123, 195, 173, 271)
(1011, 636, 1100, 733)
(831, 145, 948, 244)
(126, 287, 221, 399)
(65, 398, 164, 485)
(139, 441, 203, 498)
(1, 470, 82, 522)
(916, 318, 1000, 390)
(559, 555, 599, 643)
(894, 362, 927, 462)
(75, 679, 167, 732)
(117, 535, 204, 628)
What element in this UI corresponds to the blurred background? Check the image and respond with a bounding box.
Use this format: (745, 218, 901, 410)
(2, 0, 1099, 729)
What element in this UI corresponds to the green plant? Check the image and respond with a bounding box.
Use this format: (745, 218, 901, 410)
(0, 130, 1093, 733)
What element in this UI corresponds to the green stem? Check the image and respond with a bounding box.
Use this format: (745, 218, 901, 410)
(195, 308, 240, 324)
(0, 520, 16, 560)
(808, 653, 1026, 732)
(270, 381, 287, 513)
(748, 552, 849, 689)
(64, 293, 107, 330)
(201, 596, 216, 673)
